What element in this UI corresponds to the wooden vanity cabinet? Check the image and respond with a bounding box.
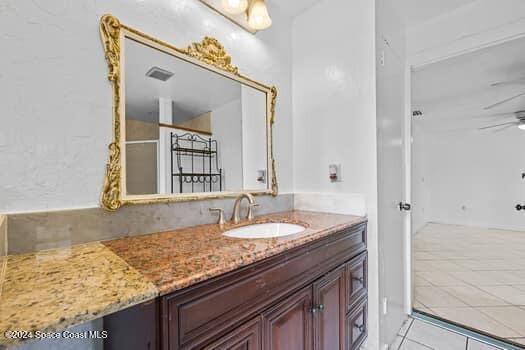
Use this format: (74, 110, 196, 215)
(204, 317, 262, 350)
(104, 223, 367, 350)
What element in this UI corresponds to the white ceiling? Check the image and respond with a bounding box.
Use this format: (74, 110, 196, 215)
(271, 0, 476, 26)
(393, 0, 476, 27)
(125, 38, 242, 124)
(412, 36, 525, 133)
(269, 0, 320, 18)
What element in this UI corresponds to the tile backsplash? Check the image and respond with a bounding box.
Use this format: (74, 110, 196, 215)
(7, 194, 293, 254)
(294, 192, 367, 216)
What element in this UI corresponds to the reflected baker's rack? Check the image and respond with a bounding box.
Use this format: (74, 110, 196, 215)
(170, 132, 223, 193)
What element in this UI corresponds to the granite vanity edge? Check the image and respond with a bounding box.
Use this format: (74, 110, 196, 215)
(0, 243, 159, 347)
(154, 216, 368, 296)
(1, 288, 159, 348)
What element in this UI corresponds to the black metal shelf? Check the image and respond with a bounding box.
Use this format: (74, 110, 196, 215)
(172, 147, 217, 156)
(170, 132, 222, 193)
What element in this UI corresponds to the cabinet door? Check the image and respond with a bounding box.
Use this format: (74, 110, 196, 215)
(313, 266, 346, 350)
(262, 286, 313, 350)
(104, 300, 158, 350)
(204, 317, 261, 350)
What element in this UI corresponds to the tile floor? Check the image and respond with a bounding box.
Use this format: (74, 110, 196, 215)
(414, 223, 525, 346)
(390, 317, 510, 350)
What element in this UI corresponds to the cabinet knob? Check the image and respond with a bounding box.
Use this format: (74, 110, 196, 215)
(354, 323, 365, 333)
(311, 304, 324, 313)
(352, 276, 364, 284)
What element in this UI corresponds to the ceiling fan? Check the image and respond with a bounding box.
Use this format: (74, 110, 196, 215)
(490, 78, 525, 87)
(484, 77, 525, 110)
(479, 110, 525, 131)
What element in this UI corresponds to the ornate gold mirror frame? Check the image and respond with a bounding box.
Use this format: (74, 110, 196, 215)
(99, 14, 277, 211)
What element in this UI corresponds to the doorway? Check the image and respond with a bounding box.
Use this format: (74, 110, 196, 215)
(410, 36, 525, 347)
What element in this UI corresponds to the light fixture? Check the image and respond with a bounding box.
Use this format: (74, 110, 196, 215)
(199, 0, 272, 33)
(518, 121, 525, 130)
(248, 0, 272, 30)
(221, 0, 248, 15)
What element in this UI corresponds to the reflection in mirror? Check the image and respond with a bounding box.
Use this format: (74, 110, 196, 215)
(124, 37, 268, 196)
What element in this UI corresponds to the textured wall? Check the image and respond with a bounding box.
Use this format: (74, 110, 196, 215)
(292, 0, 379, 347)
(0, 0, 293, 213)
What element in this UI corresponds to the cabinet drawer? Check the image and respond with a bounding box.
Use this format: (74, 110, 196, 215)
(345, 252, 367, 312)
(345, 299, 367, 350)
(162, 224, 366, 350)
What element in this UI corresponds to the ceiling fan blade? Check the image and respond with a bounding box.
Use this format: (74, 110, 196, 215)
(491, 80, 525, 87)
(492, 124, 517, 133)
(473, 112, 516, 118)
(484, 91, 525, 110)
(486, 111, 516, 116)
(478, 121, 518, 130)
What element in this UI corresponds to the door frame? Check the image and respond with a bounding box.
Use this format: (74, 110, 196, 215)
(403, 31, 525, 315)
(403, 63, 412, 315)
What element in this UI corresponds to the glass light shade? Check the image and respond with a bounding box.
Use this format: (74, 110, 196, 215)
(221, 0, 248, 15)
(248, 0, 272, 30)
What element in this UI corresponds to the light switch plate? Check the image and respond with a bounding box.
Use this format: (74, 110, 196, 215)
(329, 164, 341, 182)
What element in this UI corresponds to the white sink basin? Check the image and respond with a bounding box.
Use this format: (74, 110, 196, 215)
(223, 223, 305, 239)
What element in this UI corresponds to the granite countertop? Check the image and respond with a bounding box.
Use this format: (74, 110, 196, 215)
(0, 243, 158, 347)
(103, 210, 366, 295)
(0, 210, 366, 346)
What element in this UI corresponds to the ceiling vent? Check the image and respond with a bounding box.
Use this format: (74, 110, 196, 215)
(145, 67, 174, 81)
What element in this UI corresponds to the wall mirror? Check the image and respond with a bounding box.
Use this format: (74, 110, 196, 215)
(99, 15, 277, 210)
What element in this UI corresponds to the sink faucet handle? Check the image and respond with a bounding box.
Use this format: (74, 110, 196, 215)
(247, 203, 260, 221)
(209, 208, 225, 225)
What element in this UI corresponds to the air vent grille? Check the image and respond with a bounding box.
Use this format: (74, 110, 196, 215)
(145, 67, 174, 81)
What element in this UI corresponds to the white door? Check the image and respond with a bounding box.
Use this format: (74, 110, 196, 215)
(376, 36, 410, 346)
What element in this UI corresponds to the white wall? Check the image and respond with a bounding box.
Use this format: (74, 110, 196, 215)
(411, 122, 430, 233)
(0, 0, 293, 213)
(292, 0, 379, 347)
(413, 127, 525, 232)
(407, 0, 525, 67)
(407, 0, 525, 233)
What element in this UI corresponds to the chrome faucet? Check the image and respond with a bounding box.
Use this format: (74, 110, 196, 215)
(231, 193, 259, 224)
